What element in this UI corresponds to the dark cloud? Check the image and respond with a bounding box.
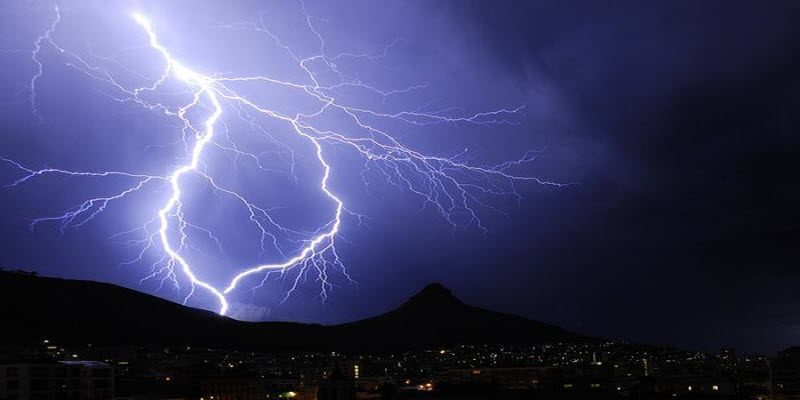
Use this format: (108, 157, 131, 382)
(440, 0, 800, 352)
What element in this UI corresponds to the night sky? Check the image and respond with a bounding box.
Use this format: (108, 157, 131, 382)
(0, 0, 798, 354)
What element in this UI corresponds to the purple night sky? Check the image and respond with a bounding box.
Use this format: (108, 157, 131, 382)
(0, 0, 798, 354)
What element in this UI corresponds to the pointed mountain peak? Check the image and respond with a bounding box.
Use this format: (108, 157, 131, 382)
(418, 282, 454, 296)
(402, 282, 463, 308)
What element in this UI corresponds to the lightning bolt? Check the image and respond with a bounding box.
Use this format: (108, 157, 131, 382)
(2, 4, 569, 316)
(29, 5, 63, 120)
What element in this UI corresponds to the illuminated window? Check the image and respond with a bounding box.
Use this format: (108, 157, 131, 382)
(712, 385, 719, 391)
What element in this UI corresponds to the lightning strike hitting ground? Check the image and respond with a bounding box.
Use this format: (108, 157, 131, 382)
(2, 4, 568, 316)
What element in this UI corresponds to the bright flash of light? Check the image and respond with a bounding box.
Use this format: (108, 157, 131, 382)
(2, 4, 569, 316)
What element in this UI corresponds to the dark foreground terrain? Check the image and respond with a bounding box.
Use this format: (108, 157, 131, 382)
(0, 270, 578, 352)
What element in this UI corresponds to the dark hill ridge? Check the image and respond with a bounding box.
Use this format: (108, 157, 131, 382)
(402, 282, 464, 308)
(332, 283, 574, 350)
(0, 271, 582, 352)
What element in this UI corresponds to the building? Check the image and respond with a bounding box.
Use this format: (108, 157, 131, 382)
(772, 347, 800, 400)
(199, 376, 265, 400)
(720, 347, 737, 371)
(652, 375, 735, 396)
(445, 367, 553, 390)
(317, 367, 356, 400)
(0, 361, 114, 400)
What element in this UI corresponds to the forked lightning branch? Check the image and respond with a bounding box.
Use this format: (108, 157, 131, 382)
(2, 4, 566, 316)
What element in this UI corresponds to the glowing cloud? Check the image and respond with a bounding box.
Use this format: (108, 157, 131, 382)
(3, 4, 567, 316)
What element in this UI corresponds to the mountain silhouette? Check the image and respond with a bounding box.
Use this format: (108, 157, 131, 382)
(403, 282, 464, 308)
(0, 271, 582, 352)
(331, 283, 576, 351)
